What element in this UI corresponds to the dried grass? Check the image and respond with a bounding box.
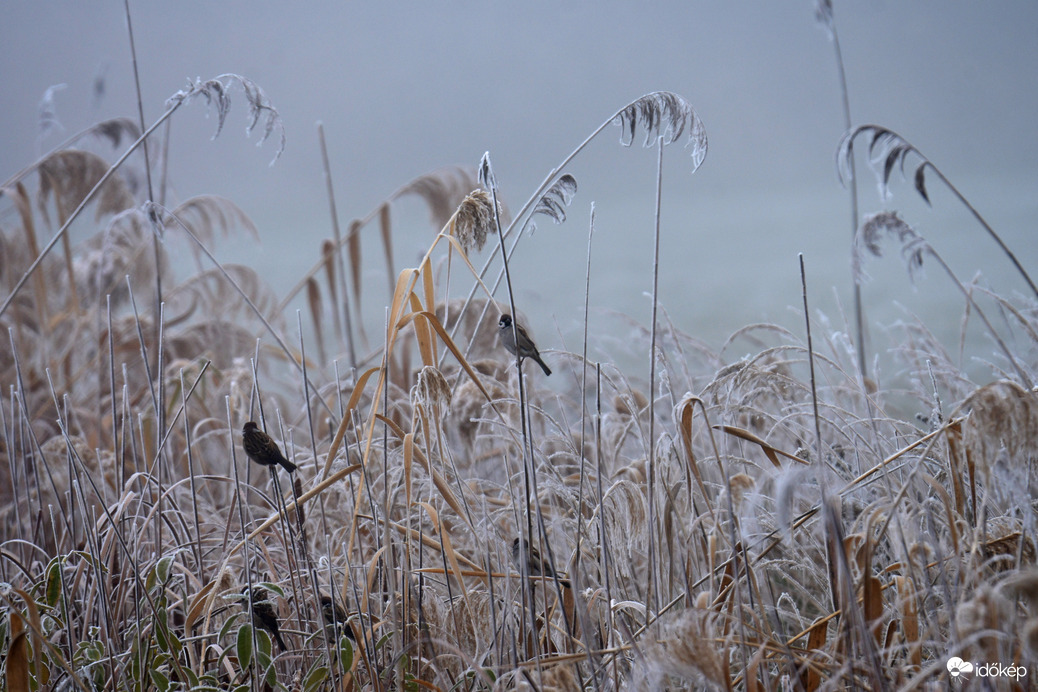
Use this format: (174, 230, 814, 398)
(1, 82, 1036, 692)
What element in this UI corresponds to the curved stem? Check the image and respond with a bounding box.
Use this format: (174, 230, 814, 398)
(929, 164, 1038, 298)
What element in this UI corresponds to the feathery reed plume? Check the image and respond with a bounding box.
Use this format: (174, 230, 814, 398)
(838, 124, 1037, 297)
(614, 91, 708, 172)
(166, 74, 286, 164)
(399, 165, 480, 229)
(162, 195, 258, 262)
(852, 210, 926, 285)
(450, 189, 496, 253)
(37, 83, 67, 143)
(853, 211, 1032, 384)
(634, 608, 727, 689)
(530, 174, 577, 226)
(415, 365, 452, 412)
(37, 150, 136, 225)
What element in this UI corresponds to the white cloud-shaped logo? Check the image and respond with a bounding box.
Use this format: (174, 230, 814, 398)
(947, 657, 974, 677)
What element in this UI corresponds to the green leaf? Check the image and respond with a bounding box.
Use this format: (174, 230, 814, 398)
(303, 664, 329, 692)
(339, 635, 354, 670)
(45, 558, 63, 607)
(255, 581, 285, 598)
(219, 612, 241, 640)
(236, 623, 254, 669)
(155, 555, 175, 584)
(149, 668, 170, 692)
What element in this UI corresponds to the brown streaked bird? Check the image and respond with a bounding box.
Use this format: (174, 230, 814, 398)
(242, 421, 297, 473)
(240, 589, 288, 651)
(498, 314, 551, 376)
(512, 537, 570, 588)
(320, 595, 355, 640)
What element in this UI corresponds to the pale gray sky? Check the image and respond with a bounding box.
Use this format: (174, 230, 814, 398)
(3, 2, 1037, 363)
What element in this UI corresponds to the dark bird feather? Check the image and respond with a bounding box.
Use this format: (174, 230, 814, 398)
(242, 421, 297, 472)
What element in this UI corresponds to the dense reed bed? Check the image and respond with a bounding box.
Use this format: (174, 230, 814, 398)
(1, 37, 1037, 692)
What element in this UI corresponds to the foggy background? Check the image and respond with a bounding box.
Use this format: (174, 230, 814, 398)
(3, 1, 1037, 382)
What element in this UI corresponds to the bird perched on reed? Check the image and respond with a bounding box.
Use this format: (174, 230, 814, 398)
(240, 588, 288, 651)
(498, 314, 551, 376)
(320, 595, 355, 640)
(242, 421, 297, 473)
(512, 537, 569, 588)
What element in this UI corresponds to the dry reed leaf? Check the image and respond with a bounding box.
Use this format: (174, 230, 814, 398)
(36, 149, 135, 225)
(803, 617, 828, 692)
(379, 202, 394, 291)
(376, 413, 468, 525)
(4, 182, 50, 324)
(921, 473, 959, 554)
(863, 574, 883, 644)
(347, 218, 362, 309)
(717, 424, 810, 467)
(306, 277, 325, 363)
(417, 501, 469, 600)
(6, 611, 30, 692)
(894, 575, 921, 667)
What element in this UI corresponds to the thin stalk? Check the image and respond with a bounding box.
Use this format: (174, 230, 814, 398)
(930, 164, 1038, 298)
(122, 0, 163, 350)
(824, 3, 866, 377)
(575, 203, 594, 588)
(180, 368, 204, 581)
(318, 122, 357, 368)
(646, 137, 664, 619)
(800, 254, 823, 462)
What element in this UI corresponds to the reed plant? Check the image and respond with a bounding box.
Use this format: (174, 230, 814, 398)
(1, 20, 1036, 692)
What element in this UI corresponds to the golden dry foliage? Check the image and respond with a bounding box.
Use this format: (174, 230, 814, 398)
(37, 149, 136, 226)
(961, 379, 1038, 470)
(3, 89, 1038, 691)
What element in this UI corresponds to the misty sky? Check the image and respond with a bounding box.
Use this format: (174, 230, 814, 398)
(3, 1, 1037, 368)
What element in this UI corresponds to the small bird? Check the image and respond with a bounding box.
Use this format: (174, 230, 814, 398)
(242, 421, 297, 473)
(512, 537, 570, 588)
(498, 314, 551, 376)
(320, 595, 355, 640)
(241, 589, 288, 651)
